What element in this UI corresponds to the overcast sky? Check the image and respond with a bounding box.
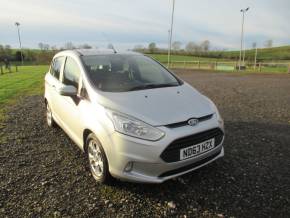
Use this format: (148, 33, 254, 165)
(0, 0, 289, 50)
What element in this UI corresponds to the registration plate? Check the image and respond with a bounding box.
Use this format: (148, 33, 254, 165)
(180, 138, 215, 160)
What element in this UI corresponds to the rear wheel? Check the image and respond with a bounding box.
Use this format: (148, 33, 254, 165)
(46, 103, 56, 128)
(86, 133, 112, 184)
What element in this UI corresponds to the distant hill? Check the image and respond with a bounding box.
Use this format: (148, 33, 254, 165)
(207, 46, 290, 62)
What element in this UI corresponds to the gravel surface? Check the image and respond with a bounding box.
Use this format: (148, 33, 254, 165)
(0, 70, 290, 217)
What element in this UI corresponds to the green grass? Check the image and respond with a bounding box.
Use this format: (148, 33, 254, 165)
(146, 45, 290, 62)
(209, 46, 290, 61)
(148, 54, 227, 62)
(0, 65, 48, 123)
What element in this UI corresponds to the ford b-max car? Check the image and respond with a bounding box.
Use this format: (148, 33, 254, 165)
(44, 49, 224, 184)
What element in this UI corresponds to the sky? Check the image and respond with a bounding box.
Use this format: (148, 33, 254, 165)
(0, 0, 289, 50)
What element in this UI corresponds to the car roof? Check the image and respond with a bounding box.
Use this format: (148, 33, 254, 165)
(56, 49, 142, 57)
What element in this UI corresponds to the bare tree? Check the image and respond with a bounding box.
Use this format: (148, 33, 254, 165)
(79, 44, 92, 49)
(133, 44, 144, 52)
(172, 41, 182, 51)
(51, 46, 58, 51)
(264, 40, 273, 48)
(43, 44, 50, 50)
(64, 42, 75, 50)
(185, 42, 200, 53)
(38, 42, 44, 50)
(107, 43, 114, 49)
(252, 42, 257, 49)
(148, 42, 157, 53)
(38, 42, 50, 51)
(200, 40, 210, 52)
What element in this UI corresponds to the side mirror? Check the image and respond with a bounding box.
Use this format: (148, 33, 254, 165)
(57, 85, 77, 96)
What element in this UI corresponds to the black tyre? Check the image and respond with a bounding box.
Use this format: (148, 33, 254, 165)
(46, 103, 56, 128)
(86, 133, 113, 184)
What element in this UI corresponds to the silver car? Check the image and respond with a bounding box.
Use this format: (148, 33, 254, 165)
(44, 49, 224, 184)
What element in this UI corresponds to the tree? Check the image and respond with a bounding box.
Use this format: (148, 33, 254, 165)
(79, 44, 92, 49)
(15, 51, 24, 61)
(200, 40, 210, 52)
(2, 45, 12, 58)
(38, 42, 44, 50)
(252, 42, 257, 49)
(172, 41, 182, 51)
(264, 40, 273, 48)
(133, 44, 144, 52)
(148, 42, 157, 53)
(38, 42, 50, 51)
(107, 43, 114, 49)
(64, 42, 75, 50)
(185, 42, 199, 53)
(24, 49, 36, 61)
(51, 46, 58, 51)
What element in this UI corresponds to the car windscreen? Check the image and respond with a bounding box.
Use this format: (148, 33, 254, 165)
(81, 54, 181, 92)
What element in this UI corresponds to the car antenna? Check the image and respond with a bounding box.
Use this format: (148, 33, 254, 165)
(102, 32, 117, 54)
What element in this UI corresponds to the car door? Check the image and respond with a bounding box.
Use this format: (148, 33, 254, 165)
(57, 56, 84, 146)
(45, 56, 65, 122)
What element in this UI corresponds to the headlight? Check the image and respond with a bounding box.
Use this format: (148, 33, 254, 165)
(106, 109, 165, 141)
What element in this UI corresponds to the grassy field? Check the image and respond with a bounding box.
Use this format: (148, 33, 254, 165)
(148, 54, 289, 73)
(0, 65, 48, 122)
(209, 45, 290, 61)
(147, 45, 290, 62)
(148, 54, 226, 62)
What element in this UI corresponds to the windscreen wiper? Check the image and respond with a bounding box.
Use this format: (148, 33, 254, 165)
(128, 83, 179, 91)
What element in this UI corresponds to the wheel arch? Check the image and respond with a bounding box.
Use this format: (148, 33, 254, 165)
(83, 129, 93, 153)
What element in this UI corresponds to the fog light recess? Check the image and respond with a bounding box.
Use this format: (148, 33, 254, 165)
(124, 162, 134, 172)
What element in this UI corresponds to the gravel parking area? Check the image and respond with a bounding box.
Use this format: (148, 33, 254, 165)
(0, 70, 290, 217)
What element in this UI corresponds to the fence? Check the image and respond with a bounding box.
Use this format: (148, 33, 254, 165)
(1, 61, 290, 75)
(164, 61, 290, 73)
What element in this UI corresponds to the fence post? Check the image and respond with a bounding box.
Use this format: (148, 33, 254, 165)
(215, 61, 218, 70)
(0, 65, 3, 75)
(198, 61, 200, 69)
(259, 63, 262, 72)
(288, 64, 290, 74)
(183, 61, 186, 69)
(16, 65, 18, 72)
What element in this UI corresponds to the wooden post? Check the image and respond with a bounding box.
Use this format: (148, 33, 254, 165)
(215, 61, 218, 70)
(288, 64, 290, 74)
(259, 63, 262, 72)
(0, 65, 3, 74)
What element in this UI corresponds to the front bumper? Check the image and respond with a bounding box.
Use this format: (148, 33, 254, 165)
(104, 117, 225, 183)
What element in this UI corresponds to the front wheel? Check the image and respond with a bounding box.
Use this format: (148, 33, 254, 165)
(86, 133, 113, 184)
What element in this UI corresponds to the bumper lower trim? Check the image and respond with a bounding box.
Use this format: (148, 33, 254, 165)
(158, 149, 222, 178)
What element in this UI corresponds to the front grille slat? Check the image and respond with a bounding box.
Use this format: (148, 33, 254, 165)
(165, 114, 213, 128)
(160, 128, 224, 163)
